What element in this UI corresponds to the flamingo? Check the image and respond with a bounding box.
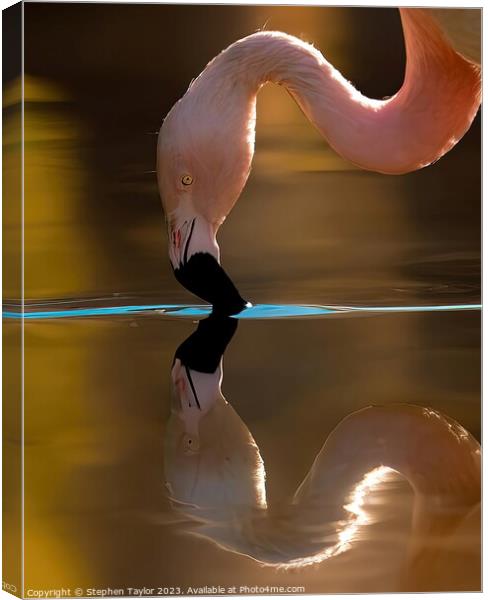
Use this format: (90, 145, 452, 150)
(157, 8, 481, 314)
(164, 317, 481, 580)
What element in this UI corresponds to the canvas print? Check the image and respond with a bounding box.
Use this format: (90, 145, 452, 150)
(2, 1, 481, 596)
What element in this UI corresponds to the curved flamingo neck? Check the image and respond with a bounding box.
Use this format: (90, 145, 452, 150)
(266, 405, 480, 567)
(190, 8, 480, 175)
(167, 403, 480, 568)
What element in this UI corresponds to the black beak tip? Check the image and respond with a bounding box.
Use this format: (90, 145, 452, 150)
(211, 298, 250, 317)
(174, 253, 249, 316)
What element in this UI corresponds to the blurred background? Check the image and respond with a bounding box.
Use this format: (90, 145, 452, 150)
(3, 3, 481, 594)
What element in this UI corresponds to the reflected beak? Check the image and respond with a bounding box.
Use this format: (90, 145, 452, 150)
(174, 252, 248, 316)
(174, 315, 238, 373)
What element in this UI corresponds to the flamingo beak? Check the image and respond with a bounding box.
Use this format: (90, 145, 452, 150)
(174, 252, 248, 316)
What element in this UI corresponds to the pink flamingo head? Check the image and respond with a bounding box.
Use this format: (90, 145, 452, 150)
(158, 86, 255, 313)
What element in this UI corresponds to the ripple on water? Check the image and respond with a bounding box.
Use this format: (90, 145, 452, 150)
(2, 302, 482, 321)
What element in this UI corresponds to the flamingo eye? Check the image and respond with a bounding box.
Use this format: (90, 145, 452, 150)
(181, 174, 193, 186)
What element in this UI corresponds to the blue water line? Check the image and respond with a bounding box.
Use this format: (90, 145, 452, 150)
(2, 303, 482, 321)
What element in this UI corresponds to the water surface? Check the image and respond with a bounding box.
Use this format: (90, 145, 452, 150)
(11, 308, 480, 594)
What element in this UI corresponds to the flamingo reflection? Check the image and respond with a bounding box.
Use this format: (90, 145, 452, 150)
(164, 317, 480, 573)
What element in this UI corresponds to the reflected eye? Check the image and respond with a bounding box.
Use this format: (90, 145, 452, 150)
(181, 174, 193, 186)
(181, 433, 200, 455)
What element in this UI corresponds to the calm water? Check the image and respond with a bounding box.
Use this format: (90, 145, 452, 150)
(6, 307, 480, 594)
(3, 3, 481, 595)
